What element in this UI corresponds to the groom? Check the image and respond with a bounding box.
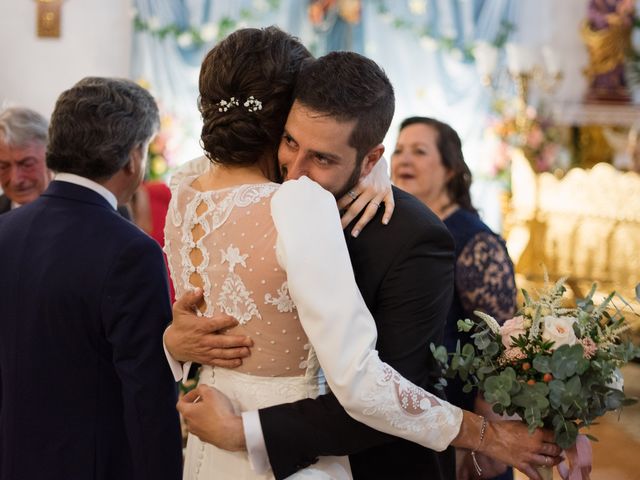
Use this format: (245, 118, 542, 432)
(0, 77, 182, 480)
(171, 52, 559, 480)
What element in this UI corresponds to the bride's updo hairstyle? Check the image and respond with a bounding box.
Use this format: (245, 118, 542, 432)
(199, 27, 311, 173)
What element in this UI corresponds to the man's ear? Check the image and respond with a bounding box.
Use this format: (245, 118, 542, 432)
(359, 144, 385, 180)
(124, 144, 143, 175)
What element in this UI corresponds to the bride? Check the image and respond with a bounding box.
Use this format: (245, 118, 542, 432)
(165, 26, 560, 480)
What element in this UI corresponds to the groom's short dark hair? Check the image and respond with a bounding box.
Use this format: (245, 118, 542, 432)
(293, 51, 395, 162)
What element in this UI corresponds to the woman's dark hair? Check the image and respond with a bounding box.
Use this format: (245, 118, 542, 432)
(47, 77, 159, 180)
(399, 116, 477, 214)
(199, 26, 311, 179)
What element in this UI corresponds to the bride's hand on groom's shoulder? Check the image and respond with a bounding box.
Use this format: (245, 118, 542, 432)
(165, 288, 254, 367)
(337, 156, 395, 237)
(178, 385, 246, 451)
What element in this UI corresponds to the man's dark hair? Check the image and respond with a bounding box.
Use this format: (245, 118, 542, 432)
(46, 77, 159, 181)
(293, 51, 395, 163)
(199, 26, 311, 175)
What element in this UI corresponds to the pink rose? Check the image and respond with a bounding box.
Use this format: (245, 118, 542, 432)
(500, 316, 527, 348)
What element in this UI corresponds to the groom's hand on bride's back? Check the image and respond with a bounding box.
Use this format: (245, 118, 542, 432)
(165, 288, 254, 367)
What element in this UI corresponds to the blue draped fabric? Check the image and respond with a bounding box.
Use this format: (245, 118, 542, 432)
(131, 0, 519, 228)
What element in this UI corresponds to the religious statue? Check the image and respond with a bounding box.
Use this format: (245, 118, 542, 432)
(581, 0, 635, 102)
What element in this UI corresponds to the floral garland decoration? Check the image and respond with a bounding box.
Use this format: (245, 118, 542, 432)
(132, 0, 281, 48)
(372, 0, 514, 62)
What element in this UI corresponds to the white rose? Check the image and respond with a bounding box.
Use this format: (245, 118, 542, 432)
(541, 315, 577, 349)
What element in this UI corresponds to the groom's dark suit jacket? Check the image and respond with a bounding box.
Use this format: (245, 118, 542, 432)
(259, 187, 456, 479)
(0, 181, 182, 480)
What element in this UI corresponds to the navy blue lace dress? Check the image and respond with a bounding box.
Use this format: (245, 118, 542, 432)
(443, 208, 517, 480)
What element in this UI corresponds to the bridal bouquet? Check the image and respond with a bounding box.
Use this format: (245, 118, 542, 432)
(431, 278, 640, 451)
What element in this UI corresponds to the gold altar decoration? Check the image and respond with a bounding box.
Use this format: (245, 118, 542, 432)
(574, 125, 615, 168)
(36, 0, 62, 38)
(505, 150, 640, 331)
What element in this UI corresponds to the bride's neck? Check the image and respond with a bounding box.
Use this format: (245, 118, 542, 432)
(195, 161, 271, 191)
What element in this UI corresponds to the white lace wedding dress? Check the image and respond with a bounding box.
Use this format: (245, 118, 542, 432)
(164, 173, 464, 480)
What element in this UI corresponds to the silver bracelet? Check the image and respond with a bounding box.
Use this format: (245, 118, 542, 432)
(470, 416, 488, 476)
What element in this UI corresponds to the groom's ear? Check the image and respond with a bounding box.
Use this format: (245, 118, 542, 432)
(359, 144, 385, 180)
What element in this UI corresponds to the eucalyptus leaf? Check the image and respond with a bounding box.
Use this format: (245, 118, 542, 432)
(462, 343, 475, 357)
(533, 356, 551, 373)
(457, 319, 474, 332)
(485, 342, 500, 356)
(554, 420, 578, 449)
(551, 345, 585, 379)
(474, 332, 491, 350)
(430, 344, 449, 365)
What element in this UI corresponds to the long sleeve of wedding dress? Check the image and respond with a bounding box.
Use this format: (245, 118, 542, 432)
(270, 177, 463, 452)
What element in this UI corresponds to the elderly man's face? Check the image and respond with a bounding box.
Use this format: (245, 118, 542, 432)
(0, 141, 49, 205)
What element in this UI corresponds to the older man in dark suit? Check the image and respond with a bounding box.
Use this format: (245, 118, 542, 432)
(0, 77, 182, 480)
(0, 107, 51, 213)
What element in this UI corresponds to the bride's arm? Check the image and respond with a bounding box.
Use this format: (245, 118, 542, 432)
(271, 176, 462, 451)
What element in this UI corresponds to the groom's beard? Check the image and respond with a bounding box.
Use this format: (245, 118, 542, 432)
(333, 161, 363, 200)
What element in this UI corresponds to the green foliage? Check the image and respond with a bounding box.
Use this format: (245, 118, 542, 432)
(457, 319, 474, 332)
(550, 345, 589, 380)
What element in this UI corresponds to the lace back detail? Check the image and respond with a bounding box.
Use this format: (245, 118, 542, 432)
(164, 178, 313, 378)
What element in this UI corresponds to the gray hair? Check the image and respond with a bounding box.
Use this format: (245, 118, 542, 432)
(46, 77, 160, 180)
(0, 107, 48, 147)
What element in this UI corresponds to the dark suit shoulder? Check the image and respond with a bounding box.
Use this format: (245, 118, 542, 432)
(390, 186, 451, 236)
(349, 186, 453, 256)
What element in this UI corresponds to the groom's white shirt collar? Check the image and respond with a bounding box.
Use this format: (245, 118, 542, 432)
(54, 173, 118, 210)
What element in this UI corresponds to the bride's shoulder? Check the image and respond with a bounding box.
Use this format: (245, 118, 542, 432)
(169, 156, 211, 193)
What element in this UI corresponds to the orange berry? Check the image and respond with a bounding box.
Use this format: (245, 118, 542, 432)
(543, 373, 553, 383)
(522, 362, 531, 371)
(527, 379, 536, 385)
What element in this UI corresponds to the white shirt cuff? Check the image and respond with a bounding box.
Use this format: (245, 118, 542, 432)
(162, 326, 192, 383)
(242, 410, 271, 475)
